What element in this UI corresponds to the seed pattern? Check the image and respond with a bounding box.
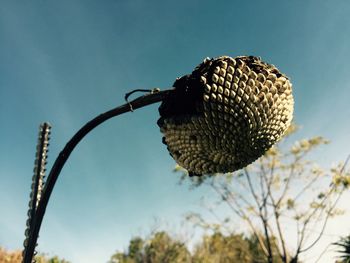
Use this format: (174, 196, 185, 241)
(158, 56, 294, 176)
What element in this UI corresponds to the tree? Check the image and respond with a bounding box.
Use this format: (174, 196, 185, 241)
(110, 230, 284, 263)
(109, 231, 191, 263)
(192, 231, 278, 263)
(178, 125, 350, 263)
(334, 235, 350, 263)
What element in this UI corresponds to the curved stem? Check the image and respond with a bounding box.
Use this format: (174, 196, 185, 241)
(23, 89, 173, 263)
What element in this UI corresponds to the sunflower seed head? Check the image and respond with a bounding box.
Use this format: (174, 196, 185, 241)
(158, 56, 294, 176)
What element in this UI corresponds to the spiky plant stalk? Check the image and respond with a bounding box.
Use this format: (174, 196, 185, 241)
(23, 123, 51, 262)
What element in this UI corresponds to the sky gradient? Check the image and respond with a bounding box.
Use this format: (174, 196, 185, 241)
(1, 1, 350, 262)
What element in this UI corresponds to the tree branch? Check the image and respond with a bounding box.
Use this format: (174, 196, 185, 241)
(264, 156, 289, 262)
(245, 168, 274, 262)
(244, 168, 262, 209)
(209, 183, 270, 257)
(300, 189, 344, 253)
(295, 185, 336, 256)
(293, 174, 320, 202)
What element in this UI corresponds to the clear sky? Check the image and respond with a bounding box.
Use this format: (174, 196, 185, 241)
(1, 1, 350, 262)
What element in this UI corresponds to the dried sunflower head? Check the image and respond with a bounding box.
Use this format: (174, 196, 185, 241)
(158, 56, 294, 176)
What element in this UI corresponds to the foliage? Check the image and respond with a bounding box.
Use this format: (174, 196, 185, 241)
(177, 124, 350, 263)
(0, 248, 21, 263)
(192, 231, 282, 263)
(110, 230, 282, 263)
(0, 247, 69, 263)
(109, 231, 191, 263)
(334, 235, 350, 263)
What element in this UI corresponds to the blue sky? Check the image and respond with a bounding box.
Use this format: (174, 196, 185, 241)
(1, 1, 350, 262)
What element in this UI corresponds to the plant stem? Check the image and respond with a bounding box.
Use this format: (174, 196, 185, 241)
(23, 89, 173, 263)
